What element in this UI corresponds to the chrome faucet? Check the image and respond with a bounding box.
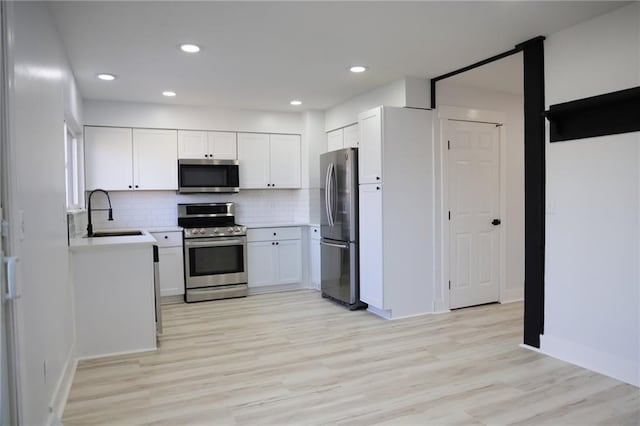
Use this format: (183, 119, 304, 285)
(86, 189, 114, 237)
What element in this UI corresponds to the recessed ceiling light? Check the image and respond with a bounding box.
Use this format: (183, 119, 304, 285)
(180, 44, 200, 53)
(162, 91, 177, 97)
(97, 73, 116, 81)
(349, 66, 367, 73)
(290, 100, 302, 106)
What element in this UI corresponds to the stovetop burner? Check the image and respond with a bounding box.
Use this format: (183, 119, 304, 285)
(178, 202, 246, 238)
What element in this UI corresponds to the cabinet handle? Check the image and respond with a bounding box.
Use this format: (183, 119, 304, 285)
(376, 176, 380, 180)
(276, 242, 279, 245)
(267, 183, 271, 187)
(272, 183, 275, 187)
(271, 242, 275, 245)
(376, 186, 380, 190)
(128, 185, 132, 189)
(273, 232, 276, 236)
(135, 185, 139, 189)
(164, 236, 168, 239)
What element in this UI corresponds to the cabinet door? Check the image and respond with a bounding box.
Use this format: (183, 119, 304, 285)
(310, 239, 321, 289)
(133, 129, 178, 190)
(358, 184, 384, 308)
(208, 131, 237, 160)
(247, 241, 277, 287)
(343, 124, 359, 148)
(358, 107, 383, 184)
(158, 246, 185, 296)
(276, 239, 302, 284)
(269, 134, 301, 188)
(84, 126, 133, 190)
(327, 128, 344, 152)
(178, 130, 208, 159)
(237, 133, 270, 189)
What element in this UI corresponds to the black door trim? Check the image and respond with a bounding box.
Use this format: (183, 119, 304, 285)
(430, 36, 546, 348)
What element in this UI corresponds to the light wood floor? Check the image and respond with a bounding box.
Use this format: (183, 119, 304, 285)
(64, 290, 639, 425)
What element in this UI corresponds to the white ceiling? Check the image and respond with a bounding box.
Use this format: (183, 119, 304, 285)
(49, 1, 625, 112)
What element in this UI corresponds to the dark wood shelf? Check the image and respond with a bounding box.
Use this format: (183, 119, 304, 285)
(544, 86, 640, 142)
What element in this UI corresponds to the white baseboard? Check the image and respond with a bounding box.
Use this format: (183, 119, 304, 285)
(539, 334, 639, 387)
(76, 346, 157, 362)
(49, 346, 77, 422)
(366, 305, 392, 319)
(501, 287, 524, 303)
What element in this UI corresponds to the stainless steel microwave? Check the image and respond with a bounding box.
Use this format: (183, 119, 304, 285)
(178, 159, 240, 193)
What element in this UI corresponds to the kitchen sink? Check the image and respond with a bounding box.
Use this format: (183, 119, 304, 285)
(88, 230, 144, 238)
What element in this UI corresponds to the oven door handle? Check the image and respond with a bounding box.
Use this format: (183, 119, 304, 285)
(184, 238, 246, 248)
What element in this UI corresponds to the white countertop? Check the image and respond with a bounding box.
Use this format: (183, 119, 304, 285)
(69, 229, 157, 251)
(146, 226, 183, 233)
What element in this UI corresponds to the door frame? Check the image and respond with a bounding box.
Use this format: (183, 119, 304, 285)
(436, 106, 509, 311)
(430, 36, 546, 348)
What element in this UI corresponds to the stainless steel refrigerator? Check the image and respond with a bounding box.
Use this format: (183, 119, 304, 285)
(320, 148, 365, 309)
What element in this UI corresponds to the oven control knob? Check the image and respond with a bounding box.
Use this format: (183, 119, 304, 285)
(227, 227, 233, 233)
(199, 228, 206, 234)
(234, 226, 241, 233)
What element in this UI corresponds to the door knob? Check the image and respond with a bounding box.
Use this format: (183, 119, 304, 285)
(491, 219, 501, 226)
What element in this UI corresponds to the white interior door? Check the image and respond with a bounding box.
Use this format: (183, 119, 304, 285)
(448, 120, 500, 309)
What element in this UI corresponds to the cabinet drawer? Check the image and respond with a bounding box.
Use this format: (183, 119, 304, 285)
(151, 231, 183, 248)
(247, 227, 301, 242)
(310, 226, 320, 240)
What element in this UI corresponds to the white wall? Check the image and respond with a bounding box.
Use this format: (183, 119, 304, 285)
(324, 77, 430, 131)
(83, 99, 302, 134)
(7, 2, 82, 424)
(437, 79, 525, 305)
(542, 3, 639, 386)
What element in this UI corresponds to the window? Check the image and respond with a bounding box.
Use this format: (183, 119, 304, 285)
(64, 122, 84, 210)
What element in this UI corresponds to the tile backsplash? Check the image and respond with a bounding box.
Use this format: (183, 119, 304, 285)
(83, 189, 314, 231)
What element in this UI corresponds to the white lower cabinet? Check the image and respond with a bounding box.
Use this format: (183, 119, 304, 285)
(151, 231, 184, 297)
(247, 227, 302, 288)
(310, 226, 320, 289)
(359, 184, 384, 308)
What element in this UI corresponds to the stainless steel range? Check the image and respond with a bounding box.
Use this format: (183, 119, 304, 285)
(178, 203, 247, 303)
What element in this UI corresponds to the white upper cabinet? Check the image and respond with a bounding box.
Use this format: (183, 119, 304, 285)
(177, 130, 208, 159)
(85, 127, 133, 191)
(358, 107, 383, 184)
(237, 133, 270, 188)
(133, 129, 178, 190)
(178, 130, 237, 159)
(85, 126, 177, 191)
(327, 128, 344, 152)
(237, 133, 301, 189)
(269, 134, 301, 189)
(209, 131, 237, 160)
(343, 123, 359, 148)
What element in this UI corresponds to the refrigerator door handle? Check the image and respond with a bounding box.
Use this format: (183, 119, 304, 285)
(324, 164, 331, 226)
(331, 162, 338, 225)
(326, 163, 335, 226)
(320, 240, 349, 249)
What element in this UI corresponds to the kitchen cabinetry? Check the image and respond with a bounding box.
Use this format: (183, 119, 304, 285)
(310, 226, 320, 289)
(357, 106, 435, 319)
(247, 227, 302, 288)
(358, 108, 382, 184)
(178, 130, 237, 160)
(237, 133, 301, 189)
(85, 126, 178, 191)
(327, 128, 344, 152)
(150, 231, 184, 297)
(326, 124, 359, 152)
